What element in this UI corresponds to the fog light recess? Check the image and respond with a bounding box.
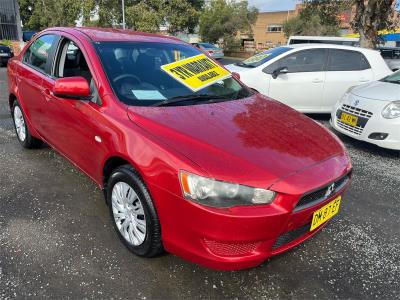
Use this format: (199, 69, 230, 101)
(368, 133, 388, 140)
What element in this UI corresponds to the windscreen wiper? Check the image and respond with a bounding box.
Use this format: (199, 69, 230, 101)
(235, 62, 255, 68)
(152, 94, 230, 107)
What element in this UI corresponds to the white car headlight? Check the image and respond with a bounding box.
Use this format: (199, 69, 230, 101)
(382, 101, 400, 119)
(179, 171, 276, 208)
(340, 86, 356, 103)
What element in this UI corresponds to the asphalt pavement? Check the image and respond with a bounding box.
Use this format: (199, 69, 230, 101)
(0, 66, 399, 299)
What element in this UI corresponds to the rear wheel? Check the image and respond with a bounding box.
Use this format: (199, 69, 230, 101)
(107, 165, 163, 257)
(12, 101, 42, 148)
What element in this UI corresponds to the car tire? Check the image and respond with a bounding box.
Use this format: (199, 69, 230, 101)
(12, 101, 42, 149)
(107, 165, 163, 257)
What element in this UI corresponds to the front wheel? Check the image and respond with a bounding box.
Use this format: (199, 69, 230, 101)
(107, 165, 163, 257)
(12, 101, 42, 148)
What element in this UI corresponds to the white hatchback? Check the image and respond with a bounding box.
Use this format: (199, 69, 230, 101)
(331, 71, 400, 151)
(226, 44, 392, 113)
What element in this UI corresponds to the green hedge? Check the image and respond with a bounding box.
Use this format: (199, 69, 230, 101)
(0, 40, 13, 47)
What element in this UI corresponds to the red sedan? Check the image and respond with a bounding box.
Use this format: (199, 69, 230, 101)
(7, 27, 352, 270)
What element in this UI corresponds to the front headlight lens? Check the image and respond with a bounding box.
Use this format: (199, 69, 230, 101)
(382, 101, 400, 119)
(340, 86, 356, 103)
(179, 171, 276, 208)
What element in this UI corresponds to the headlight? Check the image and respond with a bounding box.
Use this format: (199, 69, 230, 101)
(179, 171, 276, 208)
(382, 101, 400, 119)
(341, 86, 356, 103)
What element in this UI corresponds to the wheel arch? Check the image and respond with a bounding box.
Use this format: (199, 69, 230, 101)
(9, 93, 17, 111)
(102, 155, 146, 202)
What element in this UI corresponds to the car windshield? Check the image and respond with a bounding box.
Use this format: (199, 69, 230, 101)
(381, 71, 400, 84)
(236, 47, 292, 68)
(94, 41, 251, 106)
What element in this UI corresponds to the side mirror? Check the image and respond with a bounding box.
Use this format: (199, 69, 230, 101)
(272, 66, 288, 79)
(53, 76, 91, 100)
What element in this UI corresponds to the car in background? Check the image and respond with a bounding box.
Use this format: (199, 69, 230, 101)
(8, 27, 352, 270)
(226, 44, 392, 113)
(331, 71, 400, 151)
(288, 36, 360, 47)
(191, 42, 224, 59)
(22, 31, 37, 42)
(379, 47, 400, 71)
(0, 44, 14, 67)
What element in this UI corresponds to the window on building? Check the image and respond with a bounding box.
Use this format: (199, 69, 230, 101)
(267, 25, 282, 33)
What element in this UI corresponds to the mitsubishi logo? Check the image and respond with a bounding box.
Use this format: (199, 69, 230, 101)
(325, 183, 335, 198)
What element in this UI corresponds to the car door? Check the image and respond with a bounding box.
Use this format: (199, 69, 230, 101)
(262, 48, 328, 112)
(322, 49, 373, 112)
(40, 37, 109, 178)
(17, 34, 59, 136)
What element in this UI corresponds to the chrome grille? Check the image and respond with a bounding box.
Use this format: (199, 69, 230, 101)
(337, 119, 364, 135)
(341, 104, 373, 119)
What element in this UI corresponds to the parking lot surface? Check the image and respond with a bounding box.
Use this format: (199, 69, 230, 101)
(0, 66, 399, 299)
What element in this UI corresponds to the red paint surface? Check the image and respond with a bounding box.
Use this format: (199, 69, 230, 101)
(8, 27, 352, 270)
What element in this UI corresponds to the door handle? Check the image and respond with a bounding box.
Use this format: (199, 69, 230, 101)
(312, 78, 323, 83)
(359, 77, 369, 82)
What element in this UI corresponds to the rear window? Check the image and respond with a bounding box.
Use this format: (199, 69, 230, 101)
(326, 49, 370, 71)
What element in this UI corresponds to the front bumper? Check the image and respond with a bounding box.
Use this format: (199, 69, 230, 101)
(331, 96, 400, 150)
(149, 155, 351, 270)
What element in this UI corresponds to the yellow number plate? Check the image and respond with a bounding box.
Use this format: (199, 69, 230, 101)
(340, 112, 358, 127)
(310, 196, 341, 231)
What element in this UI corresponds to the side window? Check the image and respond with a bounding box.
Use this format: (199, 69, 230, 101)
(264, 49, 327, 74)
(55, 39, 101, 105)
(23, 34, 57, 73)
(327, 49, 371, 71)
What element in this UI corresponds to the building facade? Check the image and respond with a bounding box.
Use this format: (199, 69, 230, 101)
(0, 0, 22, 40)
(251, 9, 298, 50)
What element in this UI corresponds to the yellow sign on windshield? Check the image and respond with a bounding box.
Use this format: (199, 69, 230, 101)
(161, 54, 231, 92)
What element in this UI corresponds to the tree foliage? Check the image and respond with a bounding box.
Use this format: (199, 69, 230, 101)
(283, 0, 351, 38)
(283, 0, 399, 49)
(352, 0, 399, 48)
(19, 0, 82, 29)
(19, 0, 203, 34)
(199, 0, 258, 49)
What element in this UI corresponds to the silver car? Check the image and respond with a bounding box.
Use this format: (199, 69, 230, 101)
(191, 42, 224, 60)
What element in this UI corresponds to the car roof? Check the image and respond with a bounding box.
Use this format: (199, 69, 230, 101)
(43, 27, 184, 44)
(286, 43, 378, 54)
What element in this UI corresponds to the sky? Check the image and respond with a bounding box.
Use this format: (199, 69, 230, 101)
(248, 0, 298, 12)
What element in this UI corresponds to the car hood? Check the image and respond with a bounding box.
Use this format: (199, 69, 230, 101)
(127, 94, 346, 188)
(351, 81, 400, 101)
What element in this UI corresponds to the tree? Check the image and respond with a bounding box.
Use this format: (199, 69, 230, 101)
(352, 0, 399, 48)
(283, 0, 351, 38)
(199, 0, 258, 49)
(283, 14, 341, 37)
